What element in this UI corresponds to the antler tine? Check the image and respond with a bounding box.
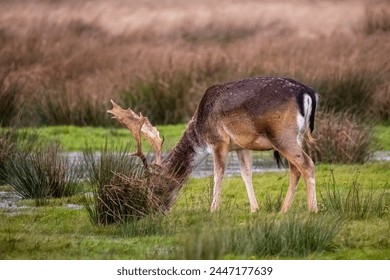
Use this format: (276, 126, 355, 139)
(107, 100, 163, 165)
(139, 116, 163, 165)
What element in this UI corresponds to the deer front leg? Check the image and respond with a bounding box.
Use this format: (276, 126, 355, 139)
(236, 149, 259, 213)
(210, 144, 229, 212)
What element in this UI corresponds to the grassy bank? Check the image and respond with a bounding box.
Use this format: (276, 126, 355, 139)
(0, 162, 389, 259)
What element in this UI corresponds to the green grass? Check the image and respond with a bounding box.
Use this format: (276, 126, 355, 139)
(16, 124, 186, 152)
(375, 124, 390, 150)
(3, 123, 389, 152)
(3, 144, 82, 206)
(0, 162, 389, 259)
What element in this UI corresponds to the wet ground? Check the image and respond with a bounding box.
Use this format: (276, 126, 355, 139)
(1, 151, 389, 212)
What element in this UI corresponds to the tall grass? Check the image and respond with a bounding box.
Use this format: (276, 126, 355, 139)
(305, 110, 375, 164)
(83, 145, 140, 224)
(83, 145, 176, 225)
(320, 170, 388, 220)
(1, 0, 389, 126)
(0, 74, 23, 127)
(372, 83, 390, 122)
(0, 128, 38, 185)
(313, 70, 378, 115)
(3, 143, 81, 206)
(0, 130, 15, 184)
(177, 214, 341, 259)
(121, 72, 198, 125)
(364, 5, 390, 35)
(34, 87, 112, 127)
(262, 188, 284, 213)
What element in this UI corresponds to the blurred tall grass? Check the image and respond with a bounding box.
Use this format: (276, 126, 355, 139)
(1, 1, 389, 168)
(0, 1, 389, 127)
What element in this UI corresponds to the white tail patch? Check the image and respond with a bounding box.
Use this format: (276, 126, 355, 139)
(296, 93, 313, 146)
(303, 93, 313, 124)
(296, 114, 305, 146)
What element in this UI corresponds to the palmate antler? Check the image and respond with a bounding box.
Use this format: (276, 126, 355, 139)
(107, 100, 163, 167)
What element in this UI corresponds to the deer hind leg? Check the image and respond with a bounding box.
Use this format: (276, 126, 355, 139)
(210, 143, 229, 212)
(280, 162, 301, 213)
(274, 142, 317, 213)
(236, 149, 259, 213)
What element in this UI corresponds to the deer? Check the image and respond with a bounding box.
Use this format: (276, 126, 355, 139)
(108, 76, 318, 213)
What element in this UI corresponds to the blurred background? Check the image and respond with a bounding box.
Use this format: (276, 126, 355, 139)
(0, 0, 389, 127)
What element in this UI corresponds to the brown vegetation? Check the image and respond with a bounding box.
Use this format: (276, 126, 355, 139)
(0, 0, 389, 125)
(305, 111, 375, 163)
(83, 147, 177, 225)
(95, 169, 175, 224)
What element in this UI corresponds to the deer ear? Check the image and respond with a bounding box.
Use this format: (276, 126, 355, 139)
(107, 100, 163, 165)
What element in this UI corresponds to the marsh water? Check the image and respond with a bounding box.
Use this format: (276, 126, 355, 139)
(1, 151, 389, 211)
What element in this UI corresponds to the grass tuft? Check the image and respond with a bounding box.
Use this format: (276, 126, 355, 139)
(178, 214, 341, 259)
(83, 145, 177, 225)
(0, 128, 38, 185)
(262, 188, 284, 213)
(4, 143, 81, 206)
(320, 170, 388, 220)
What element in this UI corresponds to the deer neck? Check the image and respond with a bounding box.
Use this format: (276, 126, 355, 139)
(162, 120, 209, 185)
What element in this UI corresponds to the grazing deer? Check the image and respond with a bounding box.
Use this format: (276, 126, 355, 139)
(108, 77, 318, 213)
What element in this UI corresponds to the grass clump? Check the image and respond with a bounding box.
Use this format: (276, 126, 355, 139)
(0, 128, 38, 185)
(178, 214, 341, 259)
(3, 143, 81, 206)
(92, 171, 168, 224)
(305, 110, 375, 164)
(320, 170, 388, 220)
(262, 188, 284, 213)
(0, 130, 15, 184)
(83, 146, 175, 225)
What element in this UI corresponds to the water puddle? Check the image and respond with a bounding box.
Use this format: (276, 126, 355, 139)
(1, 151, 388, 212)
